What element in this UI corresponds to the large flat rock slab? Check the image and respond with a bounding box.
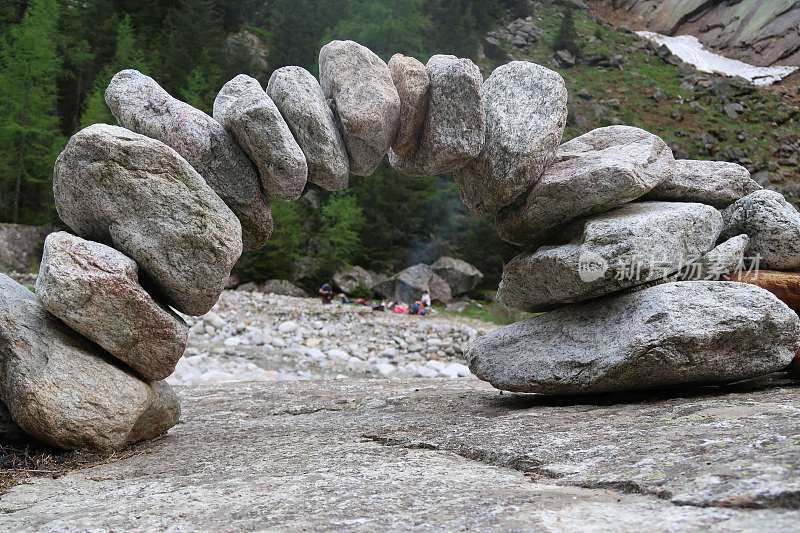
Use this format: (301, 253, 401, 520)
(2, 378, 799, 530)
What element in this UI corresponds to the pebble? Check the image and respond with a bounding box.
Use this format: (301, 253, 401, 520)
(170, 290, 491, 385)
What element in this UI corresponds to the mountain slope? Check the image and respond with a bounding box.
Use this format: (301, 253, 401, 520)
(588, 0, 800, 67)
(483, 3, 800, 201)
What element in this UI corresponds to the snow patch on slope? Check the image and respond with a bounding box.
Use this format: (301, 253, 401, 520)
(637, 32, 797, 86)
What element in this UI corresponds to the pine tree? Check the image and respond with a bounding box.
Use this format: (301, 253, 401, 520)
(0, 0, 64, 224)
(553, 7, 581, 58)
(179, 65, 217, 114)
(269, 0, 348, 73)
(80, 15, 147, 127)
(313, 193, 365, 279)
(329, 0, 430, 61)
(158, 0, 222, 92)
(425, 0, 501, 59)
(235, 200, 303, 282)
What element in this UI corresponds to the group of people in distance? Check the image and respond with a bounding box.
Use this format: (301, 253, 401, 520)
(318, 283, 433, 316)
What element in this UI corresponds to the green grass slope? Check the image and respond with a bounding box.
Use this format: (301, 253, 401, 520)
(484, 4, 800, 201)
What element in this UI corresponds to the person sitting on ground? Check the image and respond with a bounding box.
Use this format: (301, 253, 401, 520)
(421, 290, 432, 312)
(409, 300, 427, 316)
(319, 283, 334, 304)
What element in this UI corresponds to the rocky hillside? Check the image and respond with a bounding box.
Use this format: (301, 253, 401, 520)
(484, 2, 800, 202)
(588, 0, 800, 67)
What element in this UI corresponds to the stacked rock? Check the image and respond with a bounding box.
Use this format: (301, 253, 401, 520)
(0, 39, 497, 450)
(0, 119, 246, 451)
(465, 114, 800, 393)
(4, 36, 797, 452)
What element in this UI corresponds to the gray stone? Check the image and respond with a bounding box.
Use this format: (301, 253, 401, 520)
(333, 265, 380, 294)
(390, 54, 485, 176)
(36, 232, 188, 381)
(0, 275, 180, 451)
(4, 378, 800, 530)
(224, 30, 269, 79)
(319, 40, 400, 176)
(626, 234, 751, 294)
(554, 49, 576, 67)
(725, 102, 744, 119)
(431, 256, 484, 296)
(472, 281, 799, 395)
(429, 273, 453, 304)
(290, 255, 319, 282)
(0, 223, 49, 273)
(267, 66, 349, 190)
(456, 61, 567, 216)
(388, 53, 429, 160)
(721, 190, 800, 270)
(497, 202, 723, 311)
(213, 74, 307, 201)
(690, 234, 750, 280)
(497, 126, 673, 245)
(105, 69, 272, 250)
(53, 124, 242, 316)
(260, 279, 309, 298)
(374, 263, 452, 303)
(646, 159, 762, 207)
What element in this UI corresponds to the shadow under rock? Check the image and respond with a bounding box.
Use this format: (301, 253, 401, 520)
(477, 372, 800, 413)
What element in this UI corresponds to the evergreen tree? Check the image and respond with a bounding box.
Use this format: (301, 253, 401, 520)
(425, 0, 501, 59)
(0, 0, 26, 30)
(329, 0, 430, 61)
(269, 0, 347, 73)
(0, 0, 64, 224)
(313, 193, 364, 279)
(350, 167, 440, 272)
(158, 0, 223, 92)
(61, 37, 96, 130)
(553, 7, 581, 58)
(235, 200, 303, 282)
(179, 65, 217, 114)
(80, 15, 147, 127)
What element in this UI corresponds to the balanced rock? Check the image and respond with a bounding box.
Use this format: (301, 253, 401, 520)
(374, 264, 452, 303)
(432, 257, 484, 296)
(726, 270, 800, 313)
(0, 275, 180, 451)
(456, 61, 568, 216)
(646, 159, 761, 207)
(333, 265, 380, 294)
(53, 124, 242, 316)
(214, 74, 307, 201)
(391, 54, 485, 176)
(497, 126, 674, 245)
(105, 69, 272, 250)
(498, 202, 723, 311)
(36, 232, 188, 381)
(319, 40, 400, 176)
(721, 190, 800, 270)
(267, 66, 349, 190)
(388, 54, 430, 160)
(469, 281, 800, 395)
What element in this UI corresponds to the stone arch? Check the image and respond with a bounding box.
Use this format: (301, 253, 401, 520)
(1, 38, 779, 451)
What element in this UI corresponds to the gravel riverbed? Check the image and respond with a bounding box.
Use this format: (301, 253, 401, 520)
(169, 290, 495, 385)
